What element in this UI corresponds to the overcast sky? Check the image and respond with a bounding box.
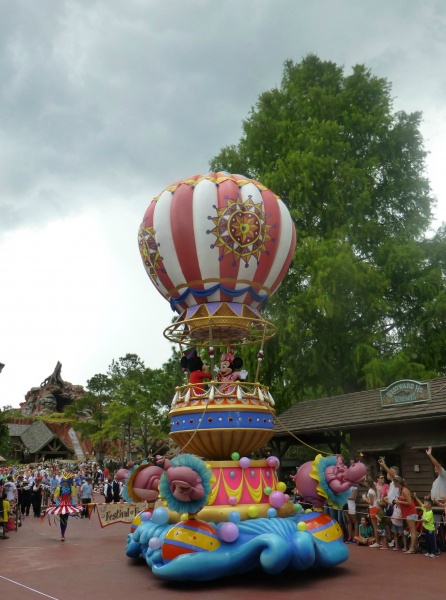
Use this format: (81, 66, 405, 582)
(1, 0, 445, 409)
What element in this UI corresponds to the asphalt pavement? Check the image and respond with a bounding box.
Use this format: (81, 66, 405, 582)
(0, 512, 443, 600)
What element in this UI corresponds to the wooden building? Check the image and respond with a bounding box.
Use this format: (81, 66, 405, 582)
(7, 421, 75, 463)
(272, 376, 446, 498)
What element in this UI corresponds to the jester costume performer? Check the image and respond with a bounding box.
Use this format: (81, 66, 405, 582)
(44, 472, 83, 541)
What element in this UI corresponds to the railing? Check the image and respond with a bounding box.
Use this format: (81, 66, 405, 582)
(171, 380, 275, 409)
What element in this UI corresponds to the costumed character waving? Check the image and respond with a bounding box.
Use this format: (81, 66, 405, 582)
(44, 471, 83, 541)
(217, 348, 244, 394)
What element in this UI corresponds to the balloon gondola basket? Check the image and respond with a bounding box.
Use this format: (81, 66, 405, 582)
(169, 381, 275, 459)
(163, 302, 276, 347)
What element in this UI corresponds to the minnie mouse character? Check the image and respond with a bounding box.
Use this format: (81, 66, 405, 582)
(180, 348, 212, 396)
(217, 348, 244, 394)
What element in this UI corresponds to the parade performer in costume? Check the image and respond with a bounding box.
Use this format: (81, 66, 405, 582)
(180, 348, 212, 396)
(44, 472, 83, 541)
(217, 348, 244, 394)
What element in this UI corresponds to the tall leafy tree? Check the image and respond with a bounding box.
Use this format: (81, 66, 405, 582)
(65, 352, 184, 459)
(210, 55, 446, 410)
(105, 353, 183, 458)
(0, 409, 10, 457)
(64, 373, 113, 453)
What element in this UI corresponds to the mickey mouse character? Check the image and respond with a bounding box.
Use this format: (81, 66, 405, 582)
(217, 348, 244, 394)
(180, 348, 212, 396)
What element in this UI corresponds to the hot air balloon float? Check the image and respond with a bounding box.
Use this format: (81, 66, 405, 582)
(124, 172, 365, 581)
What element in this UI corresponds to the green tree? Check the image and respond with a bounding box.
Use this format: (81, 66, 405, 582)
(0, 409, 10, 457)
(210, 55, 446, 410)
(65, 353, 183, 460)
(64, 373, 113, 454)
(104, 353, 183, 459)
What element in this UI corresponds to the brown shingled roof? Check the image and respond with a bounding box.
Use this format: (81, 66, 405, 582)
(274, 376, 446, 436)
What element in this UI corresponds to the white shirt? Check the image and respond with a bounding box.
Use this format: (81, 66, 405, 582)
(431, 466, 446, 501)
(3, 481, 17, 501)
(386, 481, 399, 503)
(366, 488, 378, 507)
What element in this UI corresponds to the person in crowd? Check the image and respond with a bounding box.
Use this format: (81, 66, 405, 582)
(20, 476, 33, 518)
(434, 492, 446, 515)
(112, 474, 121, 502)
(413, 493, 438, 557)
(93, 483, 103, 497)
(378, 458, 401, 547)
(80, 476, 93, 518)
(343, 485, 358, 543)
(103, 477, 114, 503)
(1, 490, 10, 540)
(353, 516, 375, 546)
(375, 471, 393, 545)
(390, 494, 407, 551)
(426, 447, 446, 502)
(393, 475, 418, 554)
(31, 476, 44, 518)
(3, 475, 17, 502)
(376, 500, 390, 549)
(27, 472, 35, 488)
(375, 473, 389, 501)
(74, 471, 83, 488)
(16, 475, 25, 512)
(49, 472, 60, 502)
(362, 477, 380, 547)
(94, 467, 103, 486)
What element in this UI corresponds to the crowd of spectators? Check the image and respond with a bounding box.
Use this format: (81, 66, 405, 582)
(0, 459, 126, 541)
(293, 447, 446, 558)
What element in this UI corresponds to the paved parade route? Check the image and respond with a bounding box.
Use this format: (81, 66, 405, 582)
(0, 514, 443, 600)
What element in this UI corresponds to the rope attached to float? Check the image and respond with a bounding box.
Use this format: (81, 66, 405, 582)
(267, 406, 331, 456)
(169, 394, 213, 458)
(254, 327, 267, 382)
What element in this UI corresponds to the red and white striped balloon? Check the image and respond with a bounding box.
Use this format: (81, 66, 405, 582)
(138, 172, 296, 313)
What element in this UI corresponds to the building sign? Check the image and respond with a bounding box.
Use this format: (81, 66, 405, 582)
(380, 379, 430, 407)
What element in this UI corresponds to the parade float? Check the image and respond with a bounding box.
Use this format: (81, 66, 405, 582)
(124, 172, 366, 581)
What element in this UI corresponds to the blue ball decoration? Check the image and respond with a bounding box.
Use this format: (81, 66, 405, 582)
(229, 511, 241, 523)
(152, 507, 169, 525)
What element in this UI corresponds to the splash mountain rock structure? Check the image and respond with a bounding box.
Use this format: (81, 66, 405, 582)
(20, 362, 85, 417)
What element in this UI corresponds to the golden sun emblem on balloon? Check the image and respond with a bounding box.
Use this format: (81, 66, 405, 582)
(138, 224, 163, 284)
(208, 195, 273, 265)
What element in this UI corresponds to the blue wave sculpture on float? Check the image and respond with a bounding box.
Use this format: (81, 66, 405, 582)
(126, 508, 348, 581)
(127, 173, 366, 582)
